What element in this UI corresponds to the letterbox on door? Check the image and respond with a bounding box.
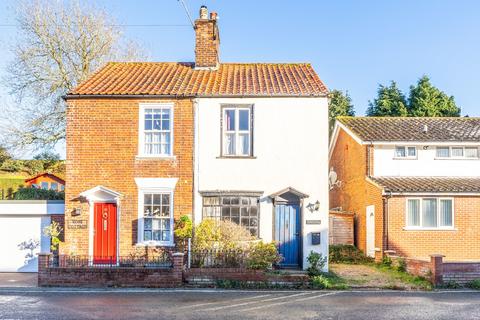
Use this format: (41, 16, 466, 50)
(311, 232, 321, 245)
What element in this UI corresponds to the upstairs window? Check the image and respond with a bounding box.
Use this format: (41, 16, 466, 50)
(139, 104, 173, 157)
(222, 106, 253, 157)
(395, 146, 417, 159)
(436, 146, 479, 159)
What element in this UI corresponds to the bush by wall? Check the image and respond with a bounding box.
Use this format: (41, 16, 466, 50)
(329, 244, 374, 264)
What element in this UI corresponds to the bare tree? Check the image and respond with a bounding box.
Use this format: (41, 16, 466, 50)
(2, 0, 144, 151)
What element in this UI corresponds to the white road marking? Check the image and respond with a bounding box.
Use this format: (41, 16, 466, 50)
(239, 292, 338, 312)
(178, 294, 272, 309)
(201, 292, 313, 312)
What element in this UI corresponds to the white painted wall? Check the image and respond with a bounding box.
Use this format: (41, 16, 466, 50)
(374, 144, 480, 177)
(193, 97, 329, 269)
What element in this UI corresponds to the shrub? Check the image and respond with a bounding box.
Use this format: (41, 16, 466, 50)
(192, 219, 254, 251)
(468, 279, 480, 290)
(246, 242, 282, 270)
(306, 251, 327, 277)
(381, 255, 393, 267)
(174, 215, 193, 240)
(329, 244, 373, 264)
(13, 187, 64, 200)
(311, 275, 331, 289)
(396, 258, 407, 273)
(43, 221, 63, 251)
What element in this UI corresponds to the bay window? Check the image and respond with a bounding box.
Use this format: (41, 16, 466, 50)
(406, 198, 453, 229)
(139, 104, 173, 157)
(222, 106, 253, 157)
(202, 195, 260, 236)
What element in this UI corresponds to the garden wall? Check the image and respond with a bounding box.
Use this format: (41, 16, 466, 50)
(184, 268, 309, 287)
(38, 253, 184, 288)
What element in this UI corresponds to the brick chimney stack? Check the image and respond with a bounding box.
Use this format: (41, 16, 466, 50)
(194, 6, 220, 69)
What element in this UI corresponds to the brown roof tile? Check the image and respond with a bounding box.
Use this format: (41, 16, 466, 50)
(68, 62, 328, 97)
(371, 177, 480, 193)
(339, 117, 480, 142)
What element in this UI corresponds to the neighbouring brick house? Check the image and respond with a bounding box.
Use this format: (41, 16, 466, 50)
(62, 6, 330, 269)
(329, 117, 480, 261)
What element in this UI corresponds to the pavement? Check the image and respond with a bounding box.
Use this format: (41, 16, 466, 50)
(0, 273, 37, 287)
(0, 288, 479, 320)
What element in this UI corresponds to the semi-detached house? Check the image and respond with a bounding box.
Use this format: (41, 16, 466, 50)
(63, 6, 329, 269)
(330, 117, 480, 261)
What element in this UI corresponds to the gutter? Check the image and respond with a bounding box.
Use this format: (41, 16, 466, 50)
(382, 190, 392, 252)
(62, 93, 328, 100)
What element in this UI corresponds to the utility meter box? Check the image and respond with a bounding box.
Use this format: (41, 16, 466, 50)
(311, 232, 321, 245)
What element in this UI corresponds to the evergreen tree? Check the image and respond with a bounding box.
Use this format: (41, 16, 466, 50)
(407, 76, 460, 117)
(366, 81, 408, 117)
(329, 90, 355, 132)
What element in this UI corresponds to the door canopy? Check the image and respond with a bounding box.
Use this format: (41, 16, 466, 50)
(269, 187, 309, 204)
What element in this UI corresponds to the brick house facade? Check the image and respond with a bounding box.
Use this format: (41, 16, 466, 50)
(62, 98, 193, 256)
(330, 117, 480, 261)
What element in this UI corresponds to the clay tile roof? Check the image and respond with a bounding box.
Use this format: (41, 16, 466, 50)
(68, 62, 328, 97)
(338, 117, 480, 142)
(371, 177, 480, 193)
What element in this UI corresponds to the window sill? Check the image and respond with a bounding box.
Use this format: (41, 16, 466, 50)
(135, 242, 175, 247)
(216, 156, 257, 159)
(403, 227, 457, 231)
(434, 157, 479, 160)
(136, 155, 176, 161)
(392, 157, 418, 160)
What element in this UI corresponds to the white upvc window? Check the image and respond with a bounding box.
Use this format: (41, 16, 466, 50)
(395, 146, 417, 159)
(138, 103, 174, 157)
(436, 146, 479, 159)
(137, 189, 174, 246)
(222, 106, 253, 157)
(406, 198, 454, 230)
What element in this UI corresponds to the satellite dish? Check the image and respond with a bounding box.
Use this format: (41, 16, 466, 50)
(329, 167, 342, 190)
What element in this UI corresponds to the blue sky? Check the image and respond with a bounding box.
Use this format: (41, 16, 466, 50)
(1, 0, 479, 156)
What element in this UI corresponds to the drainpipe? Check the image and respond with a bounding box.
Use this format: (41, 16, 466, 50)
(382, 190, 392, 252)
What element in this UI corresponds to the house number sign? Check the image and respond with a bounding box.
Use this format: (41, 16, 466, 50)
(306, 220, 322, 225)
(68, 219, 88, 229)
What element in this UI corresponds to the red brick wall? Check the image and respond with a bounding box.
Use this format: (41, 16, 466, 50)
(195, 18, 219, 68)
(386, 196, 480, 261)
(329, 128, 384, 254)
(63, 98, 194, 256)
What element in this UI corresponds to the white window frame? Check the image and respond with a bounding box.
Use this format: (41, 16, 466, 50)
(405, 197, 455, 230)
(41, 182, 49, 190)
(435, 146, 479, 160)
(221, 105, 253, 157)
(394, 146, 417, 159)
(138, 103, 174, 158)
(137, 188, 175, 246)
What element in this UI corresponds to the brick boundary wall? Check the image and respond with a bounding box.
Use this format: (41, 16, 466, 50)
(386, 252, 480, 286)
(184, 268, 309, 287)
(441, 260, 480, 285)
(38, 253, 184, 288)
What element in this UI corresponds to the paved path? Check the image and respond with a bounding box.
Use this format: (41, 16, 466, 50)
(0, 273, 36, 287)
(0, 289, 479, 319)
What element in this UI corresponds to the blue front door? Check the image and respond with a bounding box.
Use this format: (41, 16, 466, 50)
(275, 203, 300, 268)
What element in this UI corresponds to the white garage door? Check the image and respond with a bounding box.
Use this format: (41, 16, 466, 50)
(0, 216, 51, 272)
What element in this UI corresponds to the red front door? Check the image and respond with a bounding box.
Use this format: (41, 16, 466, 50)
(93, 203, 117, 264)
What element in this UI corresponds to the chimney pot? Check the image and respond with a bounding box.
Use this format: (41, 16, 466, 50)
(210, 12, 218, 20)
(199, 5, 208, 19)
